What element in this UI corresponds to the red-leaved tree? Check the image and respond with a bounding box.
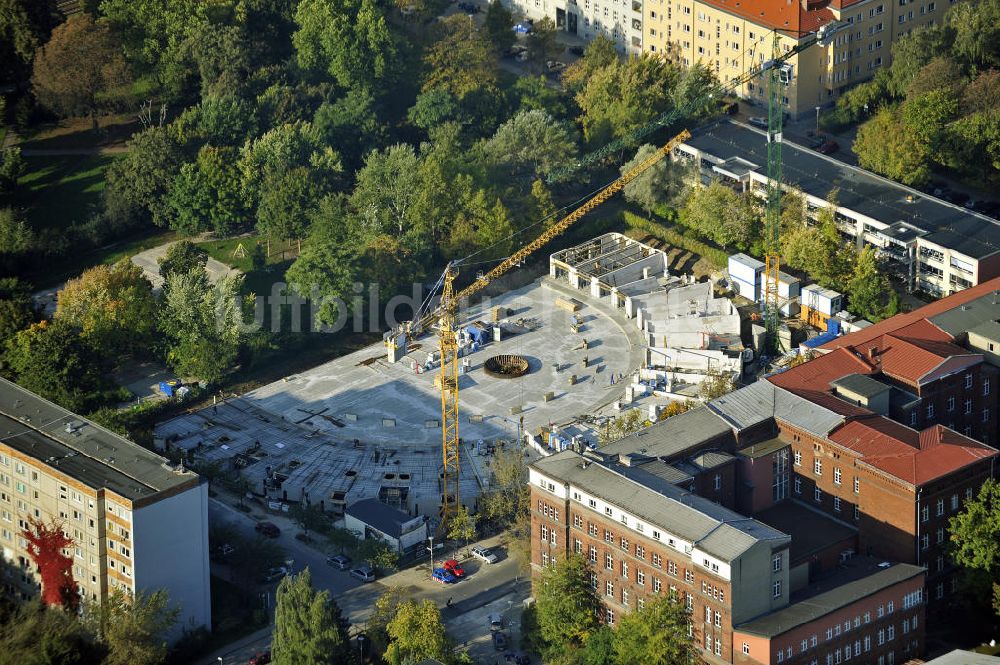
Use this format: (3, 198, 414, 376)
(22, 517, 78, 611)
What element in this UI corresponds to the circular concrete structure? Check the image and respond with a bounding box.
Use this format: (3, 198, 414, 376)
(483, 354, 531, 379)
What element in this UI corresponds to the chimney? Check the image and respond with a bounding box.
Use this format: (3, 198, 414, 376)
(867, 347, 879, 362)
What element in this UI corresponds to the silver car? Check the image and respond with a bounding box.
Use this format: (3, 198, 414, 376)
(471, 546, 498, 564)
(350, 565, 376, 582)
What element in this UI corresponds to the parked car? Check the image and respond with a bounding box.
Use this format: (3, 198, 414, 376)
(807, 135, 826, 150)
(443, 559, 465, 577)
(351, 565, 376, 583)
(545, 60, 567, 72)
(432, 567, 457, 584)
(471, 546, 498, 564)
(326, 554, 351, 570)
(489, 613, 504, 632)
(817, 140, 839, 155)
(503, 652, 531, 665)
(457, 1, 479, 12)
(747, 116, 768, 129)
(261, 566, 289, 583)
(566, 45, 585, 56)
(493, 632, 509, 651)
(249, 652, 271, 665)
(255, 521, 280, 538)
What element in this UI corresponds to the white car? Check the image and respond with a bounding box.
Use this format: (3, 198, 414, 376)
(471, 546, 499, 564)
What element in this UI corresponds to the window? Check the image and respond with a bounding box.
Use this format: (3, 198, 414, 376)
(605, 506, 613, 517)
(815, 487, 822, 503)
(967, 487, 974, 501)
(622, 588, 629, 606)
(773, 553, 782, 571)
(921, 534, 929, 550)
(794, 451, 801, 466)
(834, 497, 842, 512)
(589, 498, 597, 509)
(685, 569, 695, 583)
(743, 643, 751, 655)
(705, 606, 712, 622)
(773, 580, 782, 598)
(802, 639, 808, 652)
(814, 460, 823, 475)
(667, 560, 676, 575)
(605, 529, 613, 543)
(795, 478, 802, 494)
(985, 378, 991, 396)
(714, 611, 721, 628)
(606, 553, 613, 569)
(606, 580, 614, 597)
(887, 601, 894, 614)
(621, 561, 629, 578)
(653, 553, 663, 568)
(635, 544, 645, 559)
(621, 537, 629, 551)
(854, 506, 860, 520)
(652, 530, 661, 541)
(965, 399, 973, 414)
(589, 523, 598, 536)
(589, 546, 597, 563)
(715, 639, 722, 657)
(878, 629, 885, 646)
(653, 578, 662, 593)
(936, 527, 944, 544)
(936, 498, 944, 516)
(637, 569, 645, 585)
(834, 468, 842, 485)
(910, 411, 918, 426)
(983, 408, 990, 422)
(965, 373, 973, 388)
(927, 404, 935, 419)
(573, 515, 583, 528)
(574, 539, 582, 554)
(951, 494, 959, 510)
(713, 474, 721, 490)
(606, 608, 614, 625)
(921, 506, 929, 523)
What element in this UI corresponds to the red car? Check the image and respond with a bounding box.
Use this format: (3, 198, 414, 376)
(817, 140, 839, 155)
(249, 652, 271, 665)
(443, 559, 465, 577)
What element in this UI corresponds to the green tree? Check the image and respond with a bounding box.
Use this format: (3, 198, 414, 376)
(948, 110, 1000, 186)
(444, 188, 515, 261)
(886, 26, 947, 98)
(579, 625, 615, 665)
(272, 568, 351, 665)
(949, 478, 1000, 617)
(902, 89, 958, 157)
(104, 127, 184, 229)
(159, 271, 249, 382)
(312, 88, 384, 172)
(385, 599, 451, 665)
(83, 589, 178, 665)
(293, 0, 398, 91)
(423, 15, 499, 99)
(480, 445, 529, 527)
(407, 87, 462, 132)
(482, 109, 579, 182)
(671, 62, 719, 120)
(600, 409, 647, 444)
(853, 106, 931, 186)
(357, 538, 400, 571)
(575, 55, 678, 145)
(0, 278, 35, 349)
(0, 147, 26, 196)
(513, 75, 571, 119)
(54, 260, 157, 357)
(529, 16, 559, 66)
(98, 0, 204, 76)
(0, 600, 104, 665)
(684, 181, 758, 251)
(168, 145, 248, 236)
(0, 207, 35, 267)
(31, 14, 131, 128)
(699, 368, 736, 400)
(905, 56, 965, 99)
(447, 504, 477, 551)
(961, 69, 1000, 115)
(620, 144, 682, 215)
(562, 34, 619, 92)
(947, 0, 1000, 68)
(483, 0, 515, 54)
(158, 240, 209, 282)
(349, 144, 423, 238)
(289, 502, 328, 538)
(0, 0, 60, 82)
(530, 178, 559, 226)
(4, 321, 112, 413)
(611, 593, 693, 665)
(845, 246, 893, 323)
(257, 167, 321, 243)
(535, 553, 601, 654)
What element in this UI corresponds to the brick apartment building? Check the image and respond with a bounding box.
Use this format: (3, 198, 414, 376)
(529, 278, 1000, 664)
(0, 378, 211, 633)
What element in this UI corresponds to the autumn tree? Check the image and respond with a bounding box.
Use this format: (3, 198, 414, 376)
(55, 260, 157, 356)
(82, 588, 178, 665)
(22, 518, 77, 611)
(447, 505, 477, 551)
(699, 369, 736, 400)
(535, 554, 601, 656)
(31, 14, 131, 128)
(423, 15, 500, 100)
(385, 599, 452, 665)
(272, 569, 350, 665)
(599, 409, 647, 445)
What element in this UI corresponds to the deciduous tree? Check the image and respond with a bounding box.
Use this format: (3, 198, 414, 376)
(385, 599, 451, 665)
(482, 109, 579, 182)
(853, 106, 931, 186)
(0, 0, 60, 81)
(447, 504, 477, 551)
(158, 240, 208, 282)
(104, 128, 184, 229)
(535, 553, 601, 654)
(483, 0, 515, 54)
(620, 144, 682, 215)
(845, 246, 893, 323)
(0, 147, 26, 196)
(949, 478, 1000, 616)
(0, 277, 34, 349)
(55, 260, 157, 356)
(272, 568, 350, 665)
(167, 145, 247, 236)
(611, 593, 693, 665)
(0, 600, 104, 665)
(31, 14, 131, 127)
(422, 15, 499, 99)
(257, 167, 321, 243)
(83, 588, 179, 665)
(684, 181, 758, 251)
(947, 0, 1000, 69)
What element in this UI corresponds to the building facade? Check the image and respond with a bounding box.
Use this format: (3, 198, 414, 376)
(504, 0, 945, 116)
(0, 378, 211, 634)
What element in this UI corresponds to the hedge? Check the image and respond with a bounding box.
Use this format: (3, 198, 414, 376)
(622, 211, 729, 268)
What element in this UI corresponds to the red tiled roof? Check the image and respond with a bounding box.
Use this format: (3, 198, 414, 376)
(821, 276, 1000, 351)
(829, 419, 998, 485)
(844, 319, 978, 386)
(768, 347, 875, 416)
(698, 0, 836, 34)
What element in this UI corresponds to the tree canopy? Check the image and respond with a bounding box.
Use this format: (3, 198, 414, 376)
(534, 553, 601, 654)
(272, 568, 351, 665)
(949, 478, 1000, 617)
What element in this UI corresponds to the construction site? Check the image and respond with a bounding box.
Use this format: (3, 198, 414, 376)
(154, 232, 755, 520)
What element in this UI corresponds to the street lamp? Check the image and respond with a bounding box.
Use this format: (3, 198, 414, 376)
(428, 536, 435, 577)
(815, 105, 821, 133)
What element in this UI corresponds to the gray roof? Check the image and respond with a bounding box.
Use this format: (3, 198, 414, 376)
(755, 500, 857, 565)
(686, 121, 1000, 260)
(345, 498, 416, 538)
(0, 378, 198, 502)
(689, 451, 736, 471)
(729, 253, 765, 270)
(969, 319, 1000, 343)
(923, 650, 1000, 665)
(737, 437, 789, 459)
(736, 559, 924, 638)
(602, 407, 733, 459)
(930, 288, 1000, 337)
(831, 373, 891, 398)
(532, 450, 789, 562)
(708, 380, 845, 437)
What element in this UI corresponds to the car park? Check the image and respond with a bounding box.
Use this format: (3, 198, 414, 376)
(432, 567, 457, 584)
(443, 559, 465, 577)
(326, 554, 351, 570)
(351, 565, 376, 583)
(817, 140, 839, 155)
(748, 116, 768, 129)
(255, 521, 280, 538)
(471, 545, 498, 563)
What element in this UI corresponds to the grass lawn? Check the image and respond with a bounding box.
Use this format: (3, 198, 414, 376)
(17, 153, 117, 231)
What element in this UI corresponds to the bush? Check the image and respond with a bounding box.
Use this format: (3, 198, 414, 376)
(622, 211, 728, 268)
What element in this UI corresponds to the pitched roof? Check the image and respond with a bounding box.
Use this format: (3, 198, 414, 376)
(821, 276, 1000, 350)
(601, 406, 733, 459)
(828, 418, 998, 486)
(767, 348, 875, 417)
(698, 0, 836, 34)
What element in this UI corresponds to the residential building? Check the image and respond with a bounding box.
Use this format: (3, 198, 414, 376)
(0, 378, 210, 634)
(344, 498, 428, 553)
(676, 121, 1000, 295)
(505, 0, 943, 116)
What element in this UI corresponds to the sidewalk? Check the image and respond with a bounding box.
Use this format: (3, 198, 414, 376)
(194, 625, 273, 665)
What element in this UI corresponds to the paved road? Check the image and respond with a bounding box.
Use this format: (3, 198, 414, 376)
(131, 240, 240, 292)
(203, 498, 530, 665)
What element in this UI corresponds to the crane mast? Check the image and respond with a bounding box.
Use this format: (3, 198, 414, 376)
(763, 31, 785, 343)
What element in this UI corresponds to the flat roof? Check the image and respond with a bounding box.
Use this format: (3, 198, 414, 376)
(345, 498, 420, 538)
(533, 450, 789, 562)
(736, 557, 925, 638)
(0, 378, 197, 502)
(831, 373, 891, 398)
(737, 437, 789, 459)
(601, 407, 734, 459)
(755, 500, 857, 565)
(685, 121, 1000, 260)
(923, 650, 1000, 665)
